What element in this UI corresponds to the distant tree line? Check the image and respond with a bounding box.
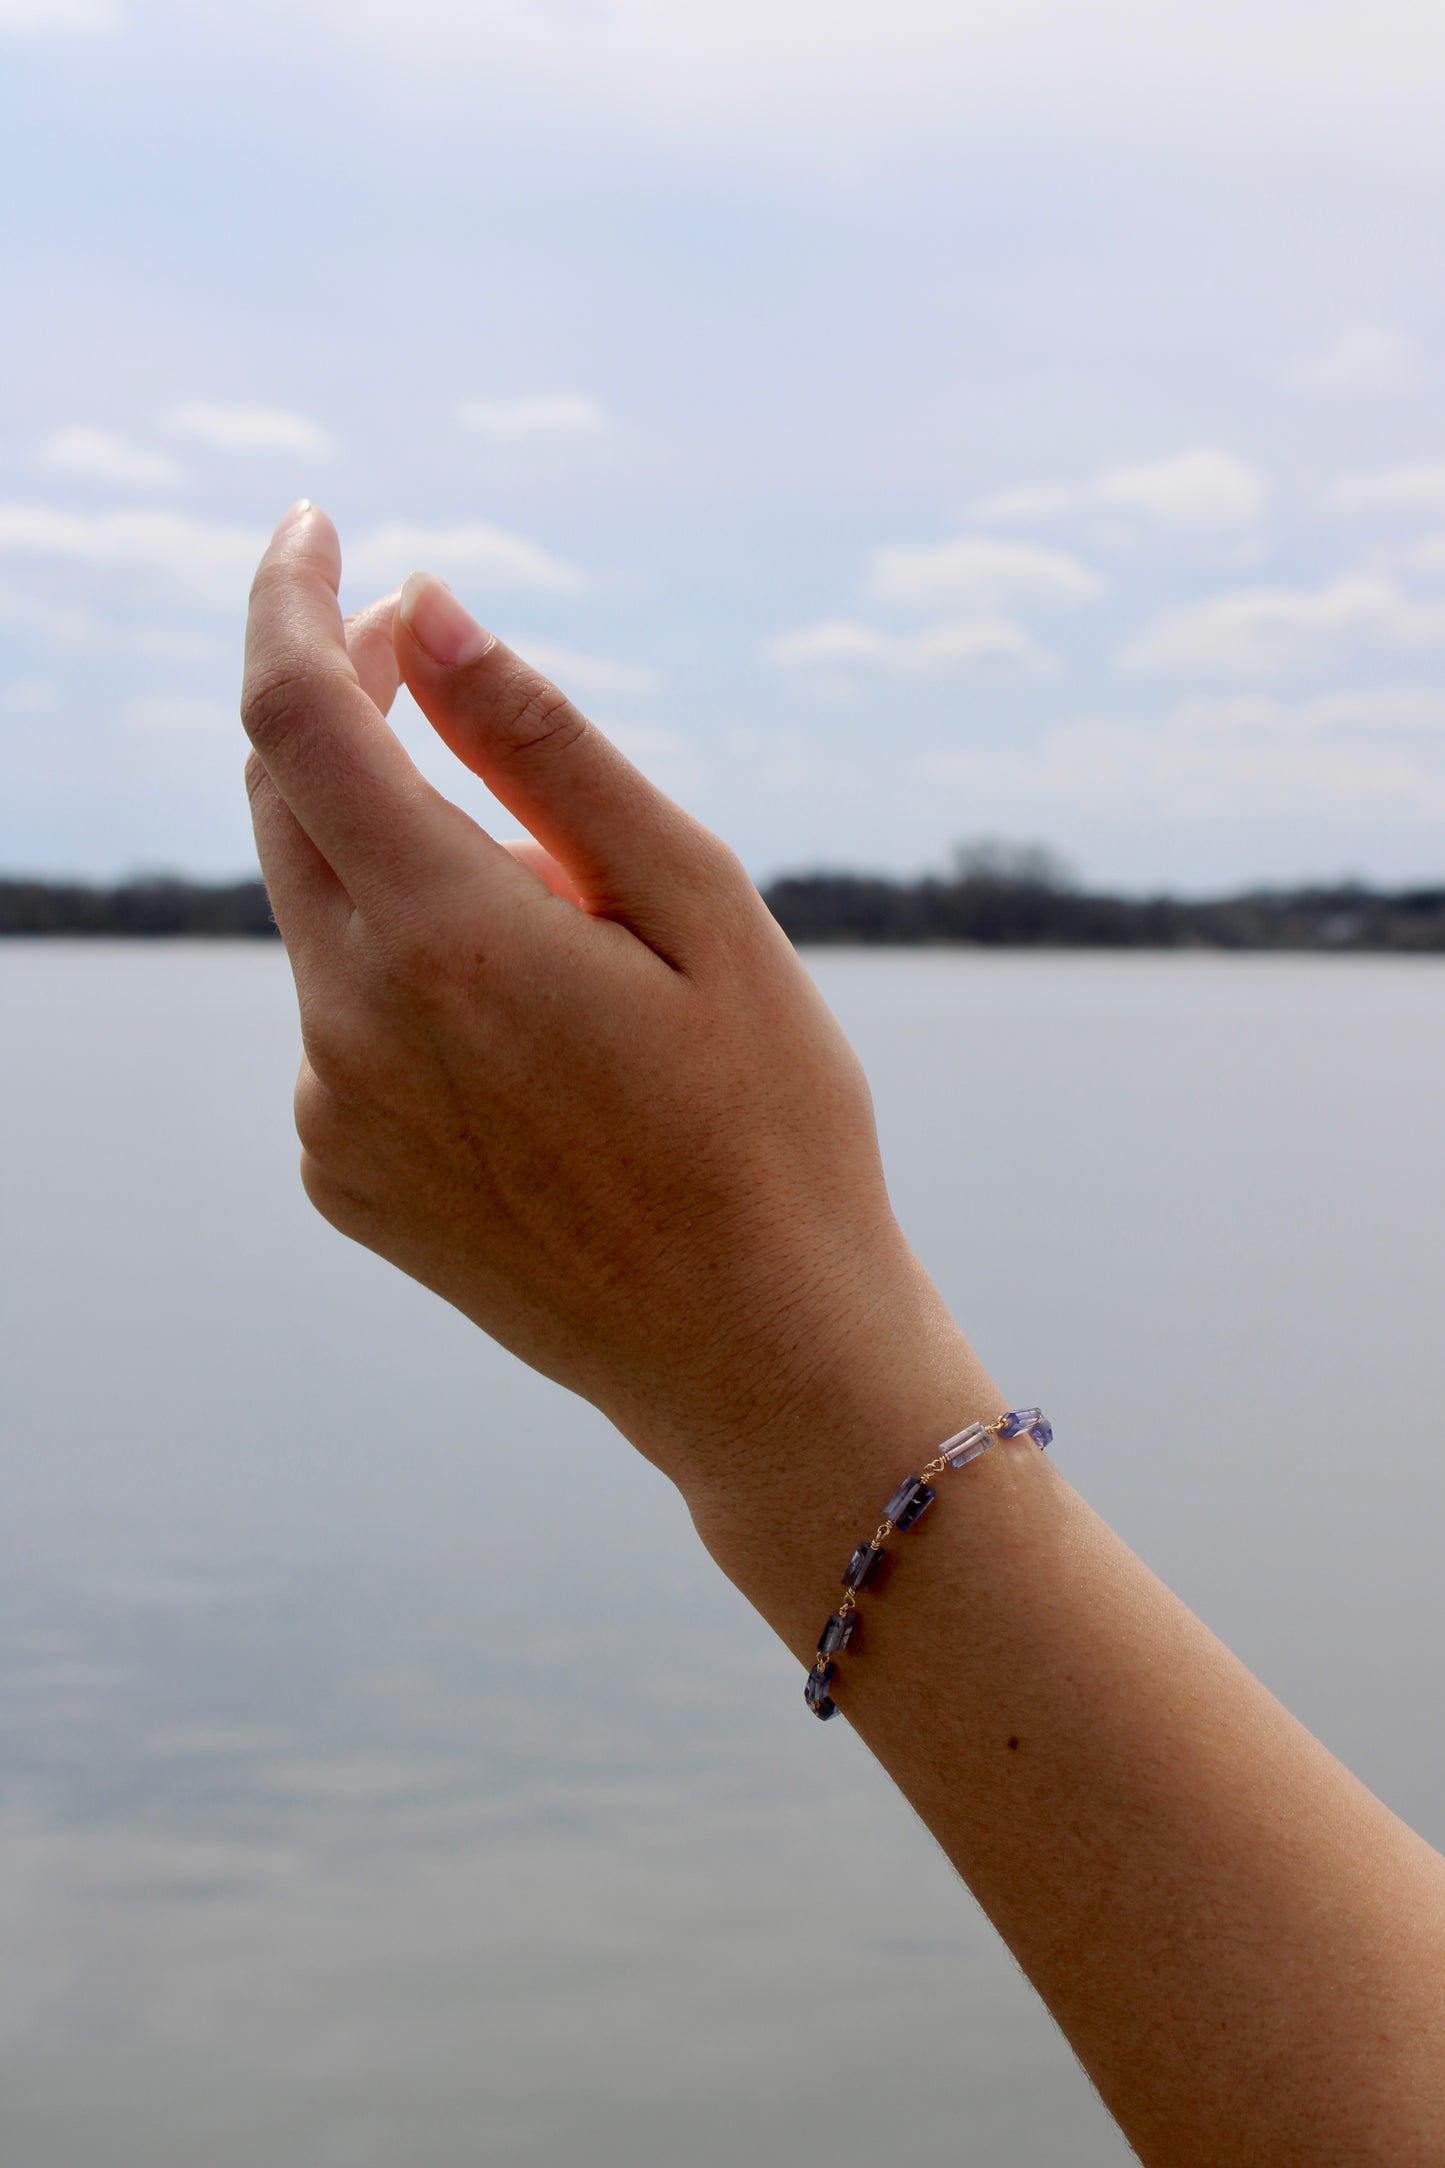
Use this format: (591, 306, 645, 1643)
(763, 843, 1445, 952)
(0, 876, 278, 938)
(3, 850, 1445, 951)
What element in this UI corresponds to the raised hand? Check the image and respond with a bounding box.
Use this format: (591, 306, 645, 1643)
(241, 502, 971, 1499)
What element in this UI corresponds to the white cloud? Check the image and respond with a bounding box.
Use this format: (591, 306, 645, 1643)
(0, 582, 222, 661)
(764, 616, 1047, 675)
(1331, 462, 1445, 517)
(1122, 575, 1445, 678)
(1167, 689, 1445, 741)
(866, 536, 1102, 613)
(920, 693, 1445, 817)
(125, 694, 234, 732)
(1291, 324, 1419, 394)
(603, 723, 689, 761)
(0, 0, 117, 28)
(0, 678, 61, 713)
(974, 450, 1265, 534)
(515, 638, 659, 696)
(0, 503, 590, 617)
(166, 403, 333, 456)
(0, 504, 263, 602)
(459, 394, 606, 439)
(219, 0, 1445, 153)
(1405, 533, 1445, 574)
(600, 721, 704, 790)
(37, 427, 185, 490)
(344, 521, 589, 594)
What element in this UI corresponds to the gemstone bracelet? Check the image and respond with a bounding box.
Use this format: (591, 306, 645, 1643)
(805, 1408, 1053, 1720)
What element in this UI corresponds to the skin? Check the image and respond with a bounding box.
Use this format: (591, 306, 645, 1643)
(243, 502, 1445, 2168)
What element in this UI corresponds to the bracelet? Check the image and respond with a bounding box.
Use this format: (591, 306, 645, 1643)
(805, 1407, 1053, 1720)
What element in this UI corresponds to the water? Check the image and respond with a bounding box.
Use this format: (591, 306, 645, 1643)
(3, 943, 1443, 2168)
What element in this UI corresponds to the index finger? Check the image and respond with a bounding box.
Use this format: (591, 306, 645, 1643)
(241, 503, 523, 917)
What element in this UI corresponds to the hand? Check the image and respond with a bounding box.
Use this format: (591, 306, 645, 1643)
(241, 504, 960, 1497)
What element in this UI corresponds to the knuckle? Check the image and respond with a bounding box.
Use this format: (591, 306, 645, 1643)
(299, 1151, 365, 1234)
(240, 666, 311, 755)
(297, 1004, 360, 1094)
(240, 663, 348, 757)
(243, 750, 270, 805)
(681, 830, 770, 964)
(494, 675, 588, 766)
(685, 827, 758, 924)
(690, 826, 749, 894)
(293, 1065, 342, 1157)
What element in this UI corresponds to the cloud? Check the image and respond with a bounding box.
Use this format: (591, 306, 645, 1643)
(603, 723, 691, 761)
(764, 616, 1048, 675)
(0, 503, 590, 616)
(1172, 688, 1445, 738)
(920, 691, 1445, 817)
(221, 0, 1445, 154)
(1405, 533, 1445, 574)
(1122, 575, 1445, 678)
(515, 638, 660, 696)
(764, 533, 1086, 689)
(0, 503, 263, 602)
(599, 722, 704, 790)
(343, 522, 589, 594)
(0, 678, 61, 713)
(1331, 462, 1445, 517)
(973, 450, 1265, 534)
(37, 427, 185, 490)
(0, 582, 222, 661)
(125, 694, 235, 731)
(1291, 324, 1419, 394)
(459, 394, 606, 439)
(0, 0, 117, 27)
(166, 403, 333, 456)
(865, 536, 1102, 613)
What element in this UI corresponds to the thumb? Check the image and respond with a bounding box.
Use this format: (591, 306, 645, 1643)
(395, 572, 733, 965)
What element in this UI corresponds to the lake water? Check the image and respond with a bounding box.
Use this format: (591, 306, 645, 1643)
(3, 942, 1443, 2168)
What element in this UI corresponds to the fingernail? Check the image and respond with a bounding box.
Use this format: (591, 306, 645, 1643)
(400, 571, 494, 668)
(273, 498, 314, 539)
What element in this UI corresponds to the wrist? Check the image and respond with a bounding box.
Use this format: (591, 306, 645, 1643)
(636, 1239, 1008, 1662)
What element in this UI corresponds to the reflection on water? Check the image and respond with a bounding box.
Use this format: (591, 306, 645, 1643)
(3, 944, 1443, 2167)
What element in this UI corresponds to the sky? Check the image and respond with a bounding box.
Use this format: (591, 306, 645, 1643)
(4, 0, 1445, 893)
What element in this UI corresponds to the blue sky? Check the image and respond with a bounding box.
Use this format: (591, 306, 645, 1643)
(5, 0, 1445, 892)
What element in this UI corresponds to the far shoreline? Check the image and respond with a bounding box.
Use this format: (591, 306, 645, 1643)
(3, 869, 1445, 954)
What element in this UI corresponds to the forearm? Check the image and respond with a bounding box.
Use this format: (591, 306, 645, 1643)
(675, 1299, 1445, 2168)
(243, 517, 1445, 2168)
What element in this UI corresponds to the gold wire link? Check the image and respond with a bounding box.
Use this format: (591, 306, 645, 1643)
(871, 1521, 894, 1550)
(837, 1590, 857, 1618)
(926, 1420, 1004, 1478)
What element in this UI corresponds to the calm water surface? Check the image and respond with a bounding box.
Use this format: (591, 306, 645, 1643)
(3, 943, 1443, 2167)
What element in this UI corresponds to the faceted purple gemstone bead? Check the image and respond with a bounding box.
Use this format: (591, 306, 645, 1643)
(805, 1662, 838, 1719)
(842, 1541, 883, 1593)
(817, 1611, 857, 1659)
(882, 1474, 936, 1532)
(1030, 1416, 1054, 1450)
(943, 1421, 993, 1471)
(998, 1407, 1042, 1440)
